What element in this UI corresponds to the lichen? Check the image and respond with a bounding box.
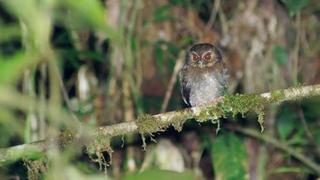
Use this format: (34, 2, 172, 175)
(256, 108, 265, 132)
(270, 90, 285, 103)
(136, 114, 163, 134)
(58, 130, 76, 149)
(86, 133, 113, 172)
(137, 114, 165, 150)
(224, 94, 263, 113)
(193, 94, 267, 132)
(212, 118, 221, 134)
(197, 104, 225, 122)
(137, 111, 191, 149)
(170, 111, 190, 132)
(24, 159, 47, 180)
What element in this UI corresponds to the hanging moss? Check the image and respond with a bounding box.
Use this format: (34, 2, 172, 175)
(170, 111, 190, 132)
(24, 159, 47, 180)
(86, 132, 113, 172)
(136, 114, 164, 134)
(197, 104, 225, 122)
(193, 94, 267, 132)
(58, 130, 76, 149)
(136, 114, 164, 150)
(135, 92, 287, 149)
(136, 111, 192, 149)
(256, 107, 265, 132)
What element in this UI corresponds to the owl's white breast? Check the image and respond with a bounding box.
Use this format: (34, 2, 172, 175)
(189, 72, 222, 107)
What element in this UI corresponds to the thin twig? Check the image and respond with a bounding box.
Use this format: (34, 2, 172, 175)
(298, 108, 320, 157)
(160, 52, 185, 113)
(292, 12, 301, 85)
(232, 126, 320, 175)
(205, 0, 221, 31)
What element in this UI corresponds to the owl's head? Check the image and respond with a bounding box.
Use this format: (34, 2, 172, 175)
(186, 43, 222, 68)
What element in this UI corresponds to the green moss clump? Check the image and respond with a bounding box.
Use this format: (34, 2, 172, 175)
(24, 159, 47, 180)
(223, 94, 263, 114)
(136, 114, 163, 134)
(197, 104, 225, 122)
(136, 114, 164, 150)
(194, 94, 267, 132)
(270, 90, 285, 103)
(223, 94, 265, 132)
(137, 112, 192, 148)
(58, 130, 76, 149)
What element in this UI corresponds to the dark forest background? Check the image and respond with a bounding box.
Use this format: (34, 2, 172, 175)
(0, 0, 320, 179)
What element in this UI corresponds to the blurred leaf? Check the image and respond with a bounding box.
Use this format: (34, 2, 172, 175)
(123, 169, 195, 180)
(277, 106, 298, 141)
(59, 0, 104, 27)
(211, 132, 248, 180)
(272, 45, 288, 66)
(154, 5, 175, 23)
(0, 52, 39, 84)
(60, 0, 122, 44)
(314, 130, 320, 145)
(287, 128, 306, 145)
(0, 108, 22, 147)
(58, 49, 81, 68)
(280, 0, 309, 16)
(301, 98, 320, 120)
(3, 0, 52, 49)
(0, 25, 21, 41)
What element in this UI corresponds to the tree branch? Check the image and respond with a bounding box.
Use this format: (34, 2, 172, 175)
(1, 84, 320, 173)
(231, 126, 320, 175)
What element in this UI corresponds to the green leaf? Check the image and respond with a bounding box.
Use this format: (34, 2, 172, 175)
(272, 45, 288, 66)
(0, 108, 22, 147)
(280, 0, 309, 16)
(287, 128, 306, 145)
(123, 169, 195, 180)
(211, 132, 248, 180)
(60, 0, 122, 44)
(0, 52, 40, 84)
(0, 25, 21, 42)
(276, 106, 298, 141)
(301, 97, 320, 120)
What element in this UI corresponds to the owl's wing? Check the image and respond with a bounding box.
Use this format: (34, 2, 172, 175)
(215, 62, 229, 90)
(179, 67, 191, 107)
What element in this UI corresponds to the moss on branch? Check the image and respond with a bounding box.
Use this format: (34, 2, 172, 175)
(1, 84, 320, 172)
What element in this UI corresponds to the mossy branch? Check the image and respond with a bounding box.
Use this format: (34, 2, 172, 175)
(1, 84, 320, 171)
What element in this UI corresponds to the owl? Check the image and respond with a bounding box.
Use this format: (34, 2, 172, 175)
(179, 43, 228, 107)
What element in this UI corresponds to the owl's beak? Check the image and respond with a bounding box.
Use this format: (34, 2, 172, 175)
(197, 60, 204, 67)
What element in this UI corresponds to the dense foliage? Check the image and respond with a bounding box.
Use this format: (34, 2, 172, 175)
(0, 0, 320, 179)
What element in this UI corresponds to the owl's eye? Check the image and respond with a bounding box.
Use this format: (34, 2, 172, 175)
(203, 53, 211, 61)
(192, 54, 200, 61)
